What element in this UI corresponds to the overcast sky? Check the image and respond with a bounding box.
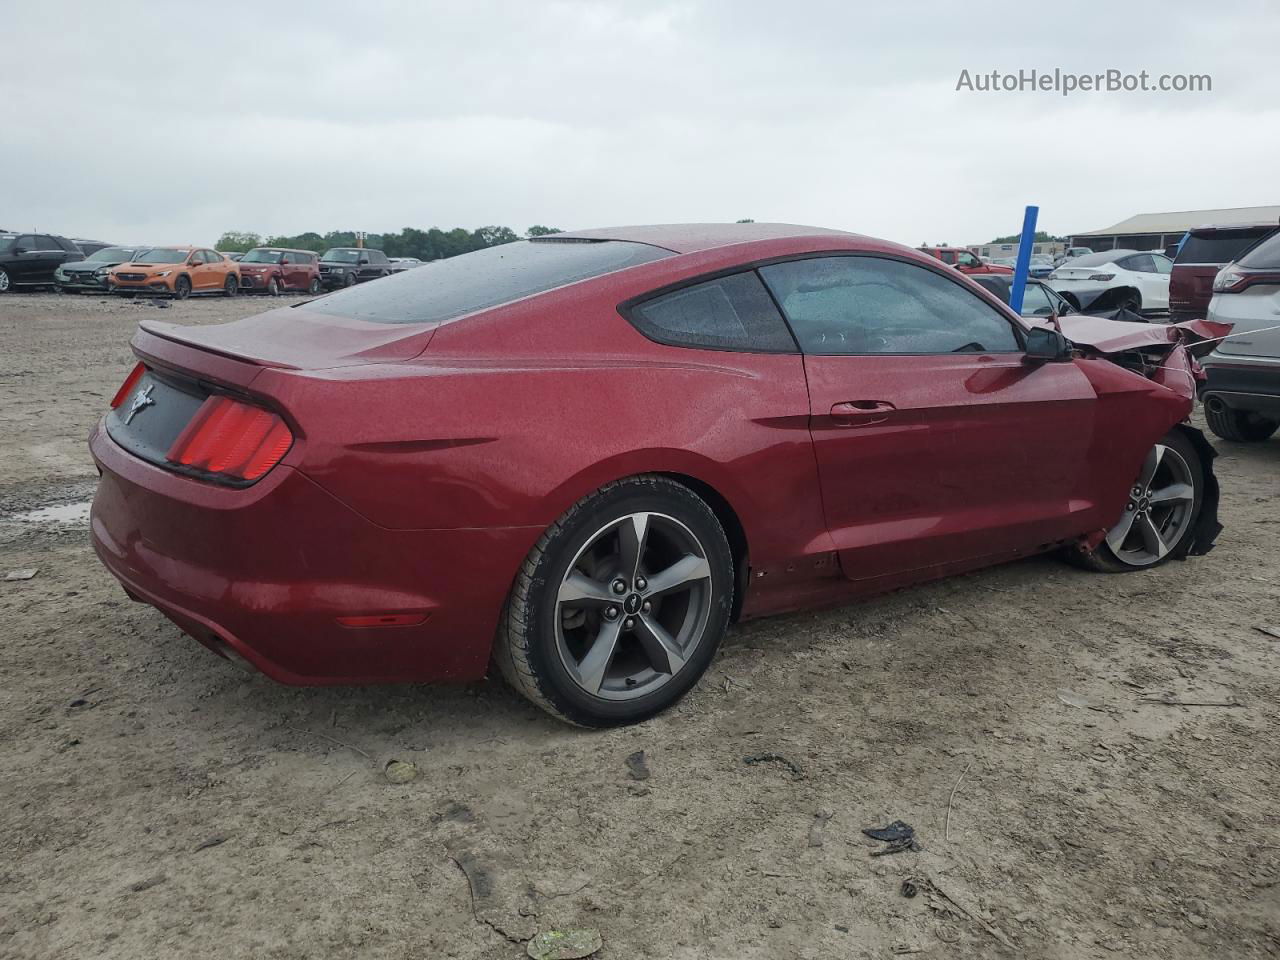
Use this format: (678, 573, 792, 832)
(4, 1, 1278, 248)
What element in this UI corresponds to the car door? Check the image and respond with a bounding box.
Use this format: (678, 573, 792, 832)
(1117, 254, 1167, 310)
(12, 235, 44, 283)
(199, 250, 223, 291)
(758, 254, 1099, 583)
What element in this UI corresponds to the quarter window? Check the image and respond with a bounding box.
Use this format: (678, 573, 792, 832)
(759, 256, 1021, 355)
(627, 271, 797, 353)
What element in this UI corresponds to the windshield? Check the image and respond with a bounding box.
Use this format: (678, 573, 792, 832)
(322, 248, 362, 263)
(136, 248, 189, 264)
(242, 249, 284, 264)
(88, 246, 137, 262)
(307, 239, 672, 325)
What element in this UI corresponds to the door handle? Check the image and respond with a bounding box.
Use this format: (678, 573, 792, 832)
(829, 400, 896, 426)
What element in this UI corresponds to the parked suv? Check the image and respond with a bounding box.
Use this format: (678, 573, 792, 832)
(1170, 223, 1278, 323)
(56, 245, 144, 293)
(0, 233, 84, 292)
(108, 247, 240, 299)
(1199, 229, 1280, 442)
(237, 247, 322, 295)
(318, 247, 394, 289)
(918, 246, 1013, 275)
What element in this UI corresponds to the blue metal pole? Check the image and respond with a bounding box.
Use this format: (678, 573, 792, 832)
(1008, 205, 1039, 316)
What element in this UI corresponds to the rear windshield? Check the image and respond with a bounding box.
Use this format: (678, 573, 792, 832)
(305, 239, 673, 324)
(1060, 250, 1131, 268)
(1239, 230, 1280, 270)
(1176, 228, 1276, 265)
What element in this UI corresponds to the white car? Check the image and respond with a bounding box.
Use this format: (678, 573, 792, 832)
(1048, 249, 1172, 314)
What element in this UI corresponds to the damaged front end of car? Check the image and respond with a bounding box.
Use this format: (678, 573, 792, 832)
(1057, 315, 1232, 560)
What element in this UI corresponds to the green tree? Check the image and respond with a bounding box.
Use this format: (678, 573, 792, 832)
(526, 225, 562, 237)
(216, 231, 262, 253)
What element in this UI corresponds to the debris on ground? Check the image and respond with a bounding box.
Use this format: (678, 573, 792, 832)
(1056, 689, 1093, 708)
(743, 752, 803, 780)
(128, 874, 167, 894)
(1254, 625, 1280, 640)
(4, 568, 39, 581)
(625, 750, 650, 781)
(383, 759, 418, 784)
(526, 927, 602, 959)
(194, 835, 227, 852)
(909, 874, 1013, 948)
(862, 820, 919, 856)
(809, 809, 833, 847)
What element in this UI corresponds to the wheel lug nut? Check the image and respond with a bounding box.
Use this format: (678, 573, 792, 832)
(612, 579, 627, 594)
(605, 607, 619, 620)
(635, 577, 647, 590)
(624, 618, 635, 629)
(642, 601, 651, 613)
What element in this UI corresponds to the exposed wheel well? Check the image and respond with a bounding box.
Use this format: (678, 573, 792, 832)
(657, 471, 749, 622)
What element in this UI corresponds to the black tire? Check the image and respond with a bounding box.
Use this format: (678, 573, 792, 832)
(1071, 429, 1203, 573)
(223, 274, 238, 297)
(343, 272, 357, 287)
(173, 275, 191, 300)
(308, 277, 321, 295)
(494, 475, 734, 727)
(267, 276, 280, 296)
(1120, 293, 1141, 313)
(1205, 404, 1278, 443)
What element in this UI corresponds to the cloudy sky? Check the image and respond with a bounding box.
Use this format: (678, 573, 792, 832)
(4, 1, 1278, 248)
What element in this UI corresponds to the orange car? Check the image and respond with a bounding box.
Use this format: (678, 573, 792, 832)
(108, 246, 240, 299)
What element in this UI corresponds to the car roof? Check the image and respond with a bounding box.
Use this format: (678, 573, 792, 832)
(548, 222, 857, 255)
(1188, 222, 1278, 234)
(250, 246, 314, 254)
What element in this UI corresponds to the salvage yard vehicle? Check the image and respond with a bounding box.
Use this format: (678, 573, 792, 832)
(1170, 222, 1278, 323)
(237, 247, 322, 296)
(1048, 249, 1172, 315)
(108, 246, 240, 299)
(318, 246, 394, 289)
(0, 232, 84, 292)
(56, 245, 144, 294)
(89, 223, 1225, 727)
(918, 245, 1012, 275)
(1199, 228, 1280, 442)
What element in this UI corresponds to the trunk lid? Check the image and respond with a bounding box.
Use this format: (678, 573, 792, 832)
(138, 304, 437, 370)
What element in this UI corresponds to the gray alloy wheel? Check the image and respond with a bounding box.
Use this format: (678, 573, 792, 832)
(1101, 442, 1197, 567)
(173, 275, 191, 300)
(224, 274, 238, 297)
(0, 268, 10, 293)
(308, 277, 321, 295)
(554, 512, 713, 701)
(267, 276, 280, 296)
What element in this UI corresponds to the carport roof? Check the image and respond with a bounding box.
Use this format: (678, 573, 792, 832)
(1073, 205, 1280, 238)
(548, 222, 855, 254)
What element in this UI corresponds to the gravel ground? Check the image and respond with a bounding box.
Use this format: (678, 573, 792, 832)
(1, 291, 1278, 959)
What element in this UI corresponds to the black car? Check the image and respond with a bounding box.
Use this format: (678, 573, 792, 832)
(0, 233, 84, 292)
(56, 245, 143, 294)
(318, 247, 396, 289)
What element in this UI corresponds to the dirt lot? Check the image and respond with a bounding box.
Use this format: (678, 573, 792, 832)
(1, 290, 1278, 960)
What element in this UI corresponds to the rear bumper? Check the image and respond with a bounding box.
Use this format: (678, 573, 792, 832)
(88, 420, 540, 685)
(1198, 354, 1280, 417)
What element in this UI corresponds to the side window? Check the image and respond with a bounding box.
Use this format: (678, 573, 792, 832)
(369, 250, 387, 264)
(282, 252, 297, 264)
(938, 250, 955, 264)
(956, 251, 981, 268)
(1122, 254, 1156, 273)
(1019, 283, 1054, 317)
(1152, 255, 1172, 274)
(16, 235, 37, 250)
(758, 256, 1021, 356)
(35, 235, 61, 251)
(627, 271, 797, 353)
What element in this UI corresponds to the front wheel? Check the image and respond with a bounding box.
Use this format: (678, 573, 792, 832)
(0, 268, 10, 293)
(1074, 430, 1203, 572)
(1205, 404, 1278, 443)
(494, 476, 734, 727)
(267, 276, 280, 296)
(343, 272, 357, 287)
(173, 275, 191, 300)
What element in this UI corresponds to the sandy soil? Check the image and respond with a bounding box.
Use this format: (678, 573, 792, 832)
(1, 290, 1278, 959)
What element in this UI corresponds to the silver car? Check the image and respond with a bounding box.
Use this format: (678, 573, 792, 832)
(1200, 230, 1280, 442)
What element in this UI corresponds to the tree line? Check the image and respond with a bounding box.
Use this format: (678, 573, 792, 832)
(215, 225, 563, 259)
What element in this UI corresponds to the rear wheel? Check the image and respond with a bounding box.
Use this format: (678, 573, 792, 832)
(307, 277, 321, 295)
(223, 274, 238, 297)
(495, 476, 734, 727)
(1120, 292, 1142, 313)
(1205, 404, 1278, 443)
(1074, 430, 1202, 572)
(173, 275, 191, 300)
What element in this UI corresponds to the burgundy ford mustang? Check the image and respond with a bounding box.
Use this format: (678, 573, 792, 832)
(90, 223, 1226, 727)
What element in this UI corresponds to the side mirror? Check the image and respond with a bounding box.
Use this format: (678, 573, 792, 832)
(1023, 326, 1072, 364)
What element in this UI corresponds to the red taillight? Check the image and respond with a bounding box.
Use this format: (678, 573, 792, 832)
(166, 395, 293, 482)
(110, 362, 146, 409)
